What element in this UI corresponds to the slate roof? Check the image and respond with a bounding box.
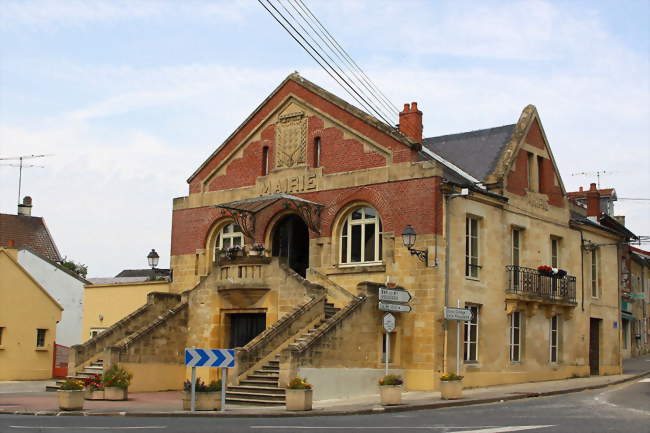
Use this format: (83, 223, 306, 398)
(115, 269, 171, 278)
(422, 124, 516, 182)
(0, 213, 61, 262)
(88, 277, 150, 285)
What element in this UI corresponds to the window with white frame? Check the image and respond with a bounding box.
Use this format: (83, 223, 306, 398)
(215, 222, 243, 259)
(591, 249, 599, 298)
(509, 311, 522, 362)
(551, 238, 560, 268)
(340, 207, 382, 264)
(512, 228, 521, 290)
(464, 305, 479, 362)
(550, 315, 560, 363)
(465, 217, 480, 278)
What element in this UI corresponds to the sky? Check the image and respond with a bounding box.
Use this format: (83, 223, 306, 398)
(0, 0, 648, 277)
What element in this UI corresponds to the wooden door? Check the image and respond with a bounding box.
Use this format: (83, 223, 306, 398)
(589, 318, 600, 375)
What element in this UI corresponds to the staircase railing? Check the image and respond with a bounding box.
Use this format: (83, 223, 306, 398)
(231, 294, 327, 384)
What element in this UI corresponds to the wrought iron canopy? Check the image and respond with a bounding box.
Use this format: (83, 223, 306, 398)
(214, 194, 324, 239)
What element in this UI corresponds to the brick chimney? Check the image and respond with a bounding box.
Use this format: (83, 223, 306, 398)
(399, 102, 423, 143)
(586, 183, 600, 218)
(18, 196, 33, 217)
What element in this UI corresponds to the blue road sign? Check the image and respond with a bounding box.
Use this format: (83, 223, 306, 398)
(185, 348, 235, 368)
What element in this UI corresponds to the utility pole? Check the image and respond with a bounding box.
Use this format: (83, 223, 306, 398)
(0, 154, 52, 203)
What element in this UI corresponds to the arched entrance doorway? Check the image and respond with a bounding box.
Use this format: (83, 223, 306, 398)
(271, 214, 309, 277)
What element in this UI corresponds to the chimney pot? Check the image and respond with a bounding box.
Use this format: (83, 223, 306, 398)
(18, 196, 33, 217)
(586, 184, 600, 218)
(7, 240, 16, 247)
(579, 186, 583, 192)
(398, 101, 423, 143)
(589, 182, 597, 191)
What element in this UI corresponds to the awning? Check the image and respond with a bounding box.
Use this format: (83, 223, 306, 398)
(215, 194, 324, 239)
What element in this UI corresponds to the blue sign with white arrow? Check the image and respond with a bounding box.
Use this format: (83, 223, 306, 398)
(184, 348, 235, 368)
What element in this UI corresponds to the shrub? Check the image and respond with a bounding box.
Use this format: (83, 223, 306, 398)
(378, 374, 403, 386)
(59, 379, 84, 391)
(287, 377, 312, 389)
(440, 372, 464, 381)
(102, 364, 133, 389)
(183, 379, 222, 392)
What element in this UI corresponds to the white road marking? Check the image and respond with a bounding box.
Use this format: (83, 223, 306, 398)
(251, 426, 554, 432)
(638, 378, 650, 383)
(10, 427, 166, 430)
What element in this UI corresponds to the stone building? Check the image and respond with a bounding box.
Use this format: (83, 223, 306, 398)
(70, 73, 623, 400)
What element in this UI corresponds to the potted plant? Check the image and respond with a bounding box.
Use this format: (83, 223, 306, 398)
(439, 372, 464, 400)
(102, 364, 132, 401)
(378, 374, 403, 405)
(285, 377, 313, 411)
(226, 245, 243, 260)
(182, 379, 222, 411)
(537, 265, 553, 277)
(82, 373, 104, 400)
(57, 379, 85, 411)
(249, 243, 266, 256)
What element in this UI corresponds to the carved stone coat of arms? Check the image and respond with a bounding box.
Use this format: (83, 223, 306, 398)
(275, 113, 307, 169)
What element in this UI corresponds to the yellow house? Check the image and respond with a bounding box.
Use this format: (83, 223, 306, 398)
(0, 247, 63, 380)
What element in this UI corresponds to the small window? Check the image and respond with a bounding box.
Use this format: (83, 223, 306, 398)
(340, 207, 382, 265)
(262, 146, 269, 176)
(550, 315, 560, 363)
(537, 155, 544, 192)
(464, 305, 479, 362)
(511, 229, 521, 290)
(527, 152, 534, 190)
(0, 327, 4, 346)
(314, 137, 321, 168)
(381, 332, 395, 363)
(215, 222, 244, 260)
(465, 217, 480, 278)
(509, 311, 522, 362)
(36, 329, 47, 347)
(551, 238, 559, 268)
(591, 249, 599, 298)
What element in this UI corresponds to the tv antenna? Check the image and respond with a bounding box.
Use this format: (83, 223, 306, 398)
(570, 170, 619, 188)
(0, 154, 53, 204)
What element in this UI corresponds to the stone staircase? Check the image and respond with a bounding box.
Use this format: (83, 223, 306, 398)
(226, 302, 340, 406)
(46, 359, 104, 392)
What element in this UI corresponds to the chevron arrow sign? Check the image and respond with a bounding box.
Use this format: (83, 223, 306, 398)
(184, 348, 236, 368)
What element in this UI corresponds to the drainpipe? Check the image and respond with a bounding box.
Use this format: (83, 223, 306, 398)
(580, 231, 585, 312)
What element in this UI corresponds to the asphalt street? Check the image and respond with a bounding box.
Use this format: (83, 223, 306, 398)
(0, 377, 648, 433)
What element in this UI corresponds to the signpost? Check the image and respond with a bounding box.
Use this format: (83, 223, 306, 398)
(444, 302, 472, 376)
(379, 287, 412, 303)
(382, 313, 395, 375)
(184, 348, 235, 412)
(378, 302, 412, 313)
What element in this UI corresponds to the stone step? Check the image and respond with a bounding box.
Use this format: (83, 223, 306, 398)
(227, 385, 285, 395)
(239, 379, 279, 387)
(226, 397, 285, 406)
(254, 369, 278, 376)
(246, 374, 279, 381)
(226, 391, 286, 401)
(260, 364, 279, 371)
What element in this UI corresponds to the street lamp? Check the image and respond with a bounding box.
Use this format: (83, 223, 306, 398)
(147, 249, 159, 281)
(401, 225, 427, 264)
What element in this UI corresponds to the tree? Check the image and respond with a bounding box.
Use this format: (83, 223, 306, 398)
(60, 257, 88, 278)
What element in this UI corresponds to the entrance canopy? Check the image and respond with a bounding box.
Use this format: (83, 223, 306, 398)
(214, 194, 324, 239)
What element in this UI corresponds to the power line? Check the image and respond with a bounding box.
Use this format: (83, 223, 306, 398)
(288, 0, 399, 120)
(274, 0, 395, 123)
(258, 0, 397, 127)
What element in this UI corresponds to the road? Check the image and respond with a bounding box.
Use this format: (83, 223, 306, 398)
(0, 377, 648, 433)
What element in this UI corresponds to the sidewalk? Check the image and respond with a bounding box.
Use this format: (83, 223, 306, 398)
(1, 355, 648, 417)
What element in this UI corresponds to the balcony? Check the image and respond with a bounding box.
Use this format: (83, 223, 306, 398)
(506, 265, 577, 305)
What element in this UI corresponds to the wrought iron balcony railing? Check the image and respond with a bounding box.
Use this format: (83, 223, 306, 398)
(506, 265, 577, 305)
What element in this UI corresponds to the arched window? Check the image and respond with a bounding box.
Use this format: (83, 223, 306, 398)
(214, 222, 243, 259)
(340, 207, 382, 264)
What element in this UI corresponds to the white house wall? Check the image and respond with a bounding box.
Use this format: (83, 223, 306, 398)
(17, 249, 84, 346)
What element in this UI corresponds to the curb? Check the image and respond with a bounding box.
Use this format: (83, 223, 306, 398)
(1, 371, 648, 418)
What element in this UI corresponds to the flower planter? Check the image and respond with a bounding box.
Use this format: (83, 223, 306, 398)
(58, 390, 85, 410)
(104, 386, 128, 401)
(285, 388, 313, 411)
(84, 389, 104, 400)
(379, 385, 402, 405)
(440, 379, 463, 400)
(182, 392, 221, 411)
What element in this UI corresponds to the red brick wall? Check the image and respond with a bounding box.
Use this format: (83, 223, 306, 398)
(526, 120, 545, 150)
(171, 178, 442, 256)
(189, 79, 417, 193)
(506, 150, 529, 196)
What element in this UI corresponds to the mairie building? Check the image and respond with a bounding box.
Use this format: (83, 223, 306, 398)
(70, 73, 624, 402)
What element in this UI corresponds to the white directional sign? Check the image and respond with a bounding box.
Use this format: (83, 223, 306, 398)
(444, 307, 473, 321)
(383, 313, 396, 333)
(379, 287, 412, 303)
(184, 348, 235, 368)
(379, 301, 412, 313)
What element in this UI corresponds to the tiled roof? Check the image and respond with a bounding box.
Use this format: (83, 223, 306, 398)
(567, 188, 616, 199)
(114, 269, 171, 278)
(422, 125, 516, 182)
(0, 213, 61, 262)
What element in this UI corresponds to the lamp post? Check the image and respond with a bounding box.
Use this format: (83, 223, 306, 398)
(401, 225, 427, 264)
(147, 249, 159, 281)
